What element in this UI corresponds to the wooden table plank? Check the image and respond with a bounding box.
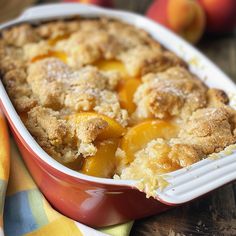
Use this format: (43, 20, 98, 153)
(131, 184, 236, 235)
(199, 34, 236, 82)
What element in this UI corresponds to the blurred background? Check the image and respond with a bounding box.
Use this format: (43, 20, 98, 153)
(0, 0, 236, 235)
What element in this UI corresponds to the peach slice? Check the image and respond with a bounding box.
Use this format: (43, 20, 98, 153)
(146, 0, 206, 43)
(120, 120, 178, 164)
(31, 51, 67, 63)
(81, 139, 118, 178)
(168, 0, 206, 43)
(94, 59, 140, 114)
(118, 79, 141, 114)
(94, 59, 128, 77)
(48, 34, 70, 46)
(68, 112, 126, 140)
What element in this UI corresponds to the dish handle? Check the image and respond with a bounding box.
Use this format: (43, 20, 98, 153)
(155, 151, 236, 205)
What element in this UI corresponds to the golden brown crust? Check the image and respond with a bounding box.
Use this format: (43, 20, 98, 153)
(0, 43, 25, 74)
(140, 51, 187, 76)
(2, 67, 37, 112)
(2, 24, 40, 47)
(134, 66, 208, 119)
(26, 106, 67, 147)
(207, 88, 229, 107)
(169, 144, 200, 167)
(176, 107, 236, 155)
(76, 118, 108, 143)
(35, 20, 80, 39)
(0, 17, 235, 172)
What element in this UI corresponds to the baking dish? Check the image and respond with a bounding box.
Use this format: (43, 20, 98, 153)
(1, 3, 236, 227)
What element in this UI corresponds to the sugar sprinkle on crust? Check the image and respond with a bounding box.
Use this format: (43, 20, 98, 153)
(134, 66, 208, 120)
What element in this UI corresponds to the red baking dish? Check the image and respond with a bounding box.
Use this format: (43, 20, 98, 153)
(1, 3, 236, 227)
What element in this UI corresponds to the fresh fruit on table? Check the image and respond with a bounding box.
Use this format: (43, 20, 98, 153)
(198, 0, 236, 33)
(146, 0, 206, 43)
(68, 112, 126, 140)
(120, 120, 178, 165)
(63, 0, 113, 8)
(81, 139, 118, 177)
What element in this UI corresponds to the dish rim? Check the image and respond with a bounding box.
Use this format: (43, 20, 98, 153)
(1, 3, 236, 204)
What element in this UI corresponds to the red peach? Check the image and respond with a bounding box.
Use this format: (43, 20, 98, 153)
(198, 0, 236, 33)
(146, 0, 206, 43)
(146, 0, 171, 29)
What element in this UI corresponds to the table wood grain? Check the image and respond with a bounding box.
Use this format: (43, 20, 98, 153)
(1, 0, 236, 235)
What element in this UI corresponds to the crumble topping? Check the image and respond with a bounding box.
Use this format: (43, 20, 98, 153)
(174, 106, 236, 155)
(1, 17, 236, 196)
(115, 148, 126, 159)
(207, 88, 229, 107)
(2, 24, 40, 47)
(133, 66, 208, 120)
(76, 118, 108, 143)
(78, 143, 97, 158)
(24, 106, 79, 163)
(26, 58, 128, 125)
(23, 41, 51, 61)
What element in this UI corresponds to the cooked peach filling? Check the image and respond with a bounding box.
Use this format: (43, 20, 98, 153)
(66, 110, 178, 177)
(119, 120, 178, 165)
(96, 59, 141, 114)
(2, 19, 235, 195)
(61, 60, 177, 178)
(94, 59, 128, 76)
(31, 51, 67, 63)
(61, 61, 177, 178)
(21, 56, 232, 180)
(118, 79, 141, 114)
(81, 139, 119, 178)
(47, 34, 70, 46)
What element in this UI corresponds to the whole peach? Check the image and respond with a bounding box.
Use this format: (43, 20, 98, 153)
(146, 0, 171, 29)
(146, 0, 206, 43)
(198, 0, 236, 33)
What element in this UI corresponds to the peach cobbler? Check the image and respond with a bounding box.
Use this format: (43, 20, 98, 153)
(1, 18, 236, 195)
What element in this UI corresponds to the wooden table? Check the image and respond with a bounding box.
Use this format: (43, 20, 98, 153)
(1, 1, 236, 235)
